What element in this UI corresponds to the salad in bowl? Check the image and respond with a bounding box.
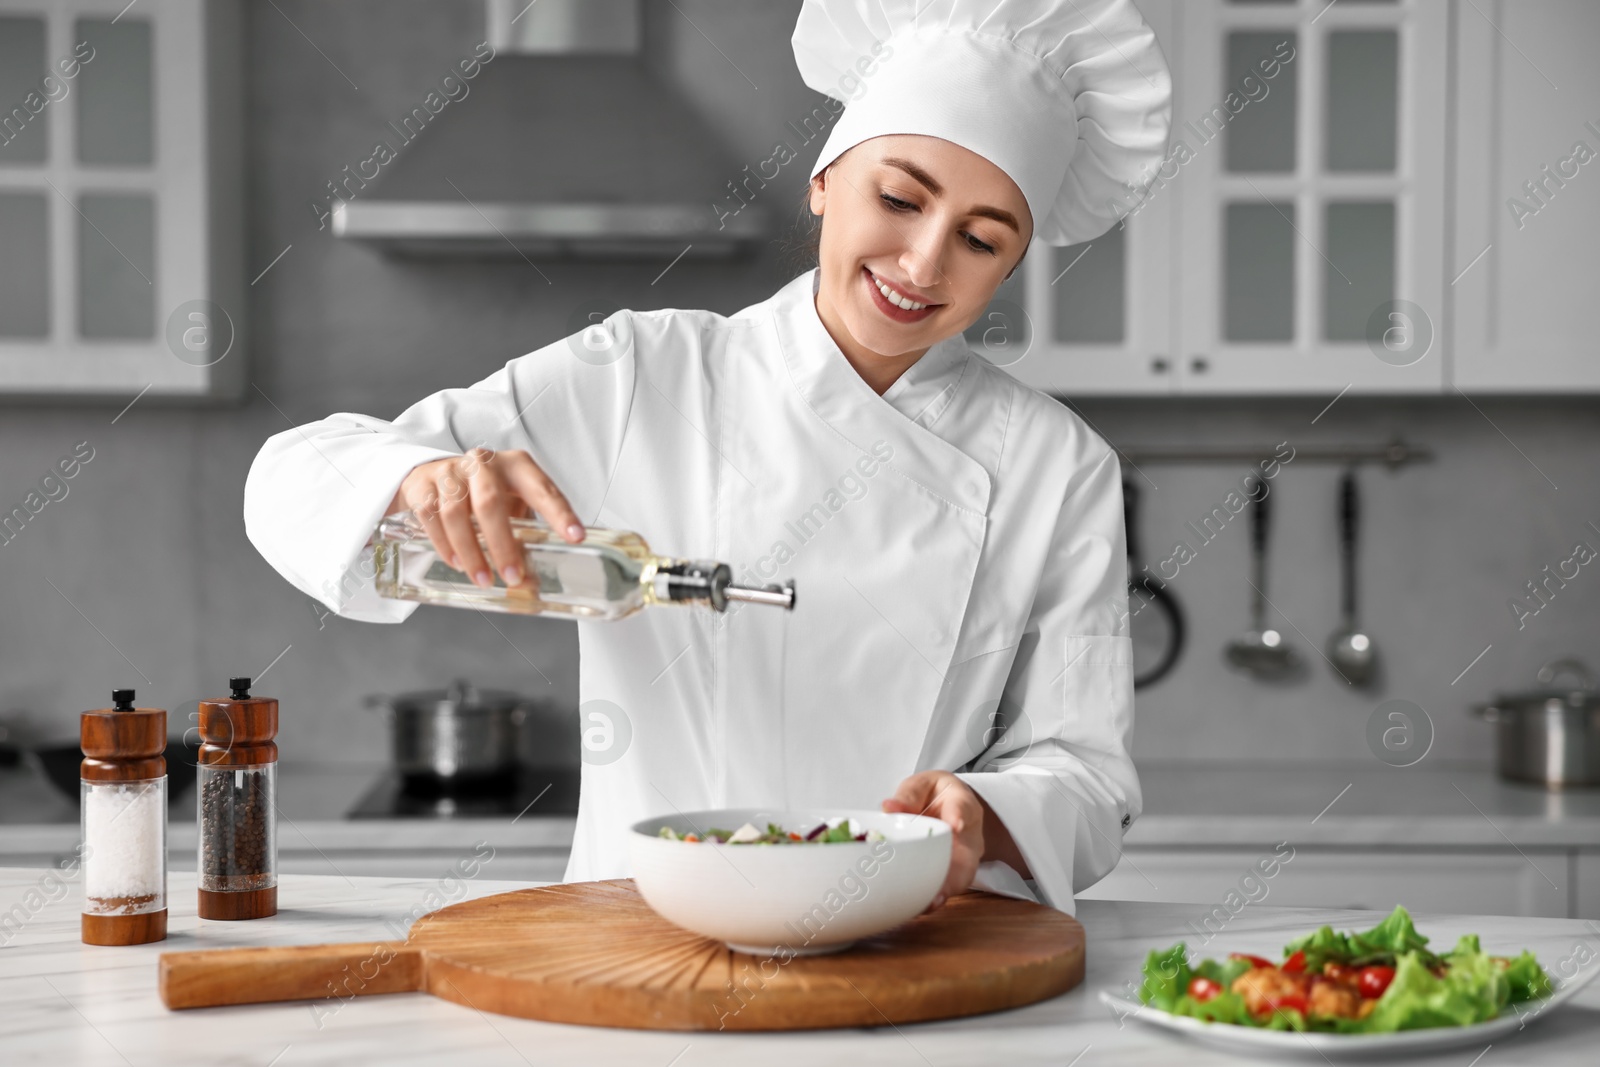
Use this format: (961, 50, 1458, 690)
(631, 808, 949, 956)
(657, 818, 888, 845)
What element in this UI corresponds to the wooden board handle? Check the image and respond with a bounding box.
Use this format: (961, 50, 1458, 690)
(159, 941, 420, 1010)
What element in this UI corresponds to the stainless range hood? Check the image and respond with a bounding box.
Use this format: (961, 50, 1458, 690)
(333, 0, 769, 259)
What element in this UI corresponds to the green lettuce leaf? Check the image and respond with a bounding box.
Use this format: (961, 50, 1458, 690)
(1138, 943, 1192, 1010)
(1284, 923, 1354, 973)
(1349, 951, 1501, 1033)
(1501, 950, 1554, 1002)
(1348, 905, 1436, 965)
(1170, 990, 1259, 1026)
(1285, 906, 1441, 969)
(1195, 956, 1253, 989)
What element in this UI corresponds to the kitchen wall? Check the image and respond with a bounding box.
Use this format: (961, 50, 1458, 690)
(0, 1, 1595, 773)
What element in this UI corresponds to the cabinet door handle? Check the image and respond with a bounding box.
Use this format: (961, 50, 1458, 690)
(1150, 357, 1170, 374)
(1191, 356, 1210, 373)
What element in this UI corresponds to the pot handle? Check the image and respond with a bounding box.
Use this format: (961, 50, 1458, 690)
(1535, 657, 1597, 691)
(446, 678, 476, 706)
(1469, 703, 1501, 723)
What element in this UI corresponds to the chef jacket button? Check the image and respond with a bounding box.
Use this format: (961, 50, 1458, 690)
(927, 628, 943, 643)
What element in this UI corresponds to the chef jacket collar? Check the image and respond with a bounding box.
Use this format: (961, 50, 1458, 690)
(775, 269, 993, 517)
(803, 266, 968, 431)
(882, 339, 967, 431)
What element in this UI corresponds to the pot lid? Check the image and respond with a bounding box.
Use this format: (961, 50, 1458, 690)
(379, 679, 532, 715)
(1490, 657, 1600, 709)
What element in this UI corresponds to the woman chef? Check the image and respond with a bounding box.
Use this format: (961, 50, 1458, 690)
(244, 0, 1171, 913)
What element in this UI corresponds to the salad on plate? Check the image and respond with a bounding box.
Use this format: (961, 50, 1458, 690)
(1136, 906, 1553, 1033)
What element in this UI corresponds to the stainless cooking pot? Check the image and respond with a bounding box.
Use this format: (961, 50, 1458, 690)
(1471, 657, 1600, 788)
(365, 679, 528, 783)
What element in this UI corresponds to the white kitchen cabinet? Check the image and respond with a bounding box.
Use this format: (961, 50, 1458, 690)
(1450, 0, 1600, 392)
(996, 0, 1458, 397)
(0, 0, 244, 401)
(982, 0, 1178, 397)
(1077, 847, 1572, 918)
(1578, 853, 1600, 922)
(1173, 0, 1448, 395)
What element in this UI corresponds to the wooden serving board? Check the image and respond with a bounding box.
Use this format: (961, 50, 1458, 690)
(160, 879, 1085, 1031)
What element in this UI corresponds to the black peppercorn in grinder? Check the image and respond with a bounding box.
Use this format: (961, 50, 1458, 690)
(196, 677, 278, 920)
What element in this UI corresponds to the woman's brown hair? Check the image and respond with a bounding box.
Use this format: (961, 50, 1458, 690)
(777, 182, 823, 275)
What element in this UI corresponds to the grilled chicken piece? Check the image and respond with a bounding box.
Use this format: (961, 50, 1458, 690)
(1231, 967, 1305, 1015)
(1308, 980, 1363, 1019)
(1231, 967, 1384, 1021)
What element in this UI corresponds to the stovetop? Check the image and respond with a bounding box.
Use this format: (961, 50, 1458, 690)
(346, 764, 581, 819)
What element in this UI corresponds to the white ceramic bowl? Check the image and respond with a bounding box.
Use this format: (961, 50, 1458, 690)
(629, 808, 952, 955)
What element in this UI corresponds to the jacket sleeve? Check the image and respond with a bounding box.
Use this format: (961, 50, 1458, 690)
(242, 313, 638, 623)
(955, 445, 1139, 913)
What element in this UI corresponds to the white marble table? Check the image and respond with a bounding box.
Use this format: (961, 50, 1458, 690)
(4, 868, 1599, 1066)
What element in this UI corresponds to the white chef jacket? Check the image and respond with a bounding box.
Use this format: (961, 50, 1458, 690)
(243, 268, 1138, 914)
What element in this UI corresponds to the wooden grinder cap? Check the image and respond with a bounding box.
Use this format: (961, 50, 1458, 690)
(198, 677, 278, 767)
(80, 689, 166, 782)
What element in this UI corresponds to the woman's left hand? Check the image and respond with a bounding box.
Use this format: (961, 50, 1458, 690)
(882, 770, 984, 913)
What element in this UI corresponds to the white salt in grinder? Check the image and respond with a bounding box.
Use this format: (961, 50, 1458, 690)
(80, 688, 168, 945)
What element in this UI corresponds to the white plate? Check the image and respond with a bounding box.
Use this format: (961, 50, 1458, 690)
(1099, 965, 1599, 1060)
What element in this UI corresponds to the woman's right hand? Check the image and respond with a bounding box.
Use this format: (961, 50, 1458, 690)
(385, 448, 585, 589)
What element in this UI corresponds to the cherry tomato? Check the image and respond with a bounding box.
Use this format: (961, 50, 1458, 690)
(1187, 976, 1222, 1002)
(1358, 965, 1396, 999)
(1283, 950, 1307, 974)
(1230, 953, 1276, 970)
(1263, 993, 1309, 1017)
(684, 833, 701, 843)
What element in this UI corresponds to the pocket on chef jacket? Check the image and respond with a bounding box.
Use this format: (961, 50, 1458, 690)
(1056, 633, 1134, 748)
(918, 632, 1028, 772)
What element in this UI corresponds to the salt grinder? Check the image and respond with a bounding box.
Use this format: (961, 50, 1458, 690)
(80, 688, 168, 945)
(197, 677, 279, 920)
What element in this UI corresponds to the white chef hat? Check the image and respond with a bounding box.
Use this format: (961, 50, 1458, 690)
(792, 0, 1173, 246)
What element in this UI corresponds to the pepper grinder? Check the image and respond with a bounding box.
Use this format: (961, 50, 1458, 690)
(80, 688, 168, 945)
(197, 677, 279, 920)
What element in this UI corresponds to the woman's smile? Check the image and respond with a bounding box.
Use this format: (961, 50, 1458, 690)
(863, 266, 942, 324)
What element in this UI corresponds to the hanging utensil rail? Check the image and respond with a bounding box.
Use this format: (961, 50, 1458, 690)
(1117, 438, 1432, 469)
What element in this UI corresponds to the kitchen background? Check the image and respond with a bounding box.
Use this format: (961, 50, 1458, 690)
(1, 1, 1597, 914)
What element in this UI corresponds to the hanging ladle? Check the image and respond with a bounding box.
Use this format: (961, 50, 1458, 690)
(1224, 482, 1302, 680)
(1326, 467, 1379, 687)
